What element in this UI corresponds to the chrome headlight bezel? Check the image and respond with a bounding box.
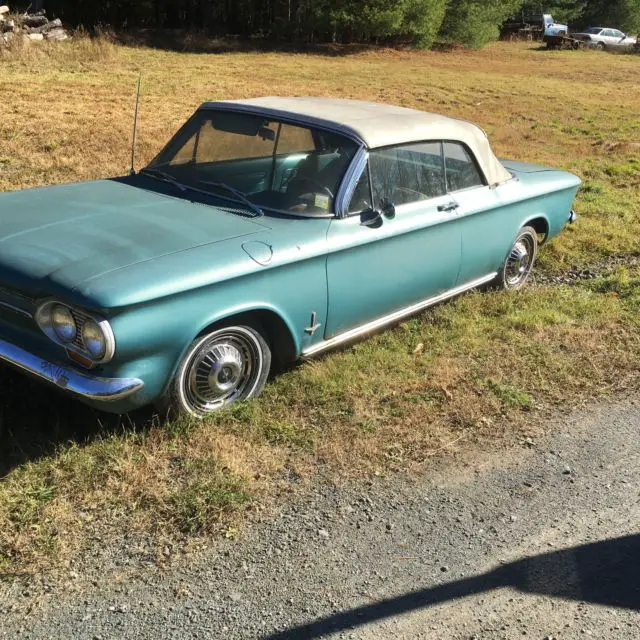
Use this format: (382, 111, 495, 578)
(35, 300, 115, 365)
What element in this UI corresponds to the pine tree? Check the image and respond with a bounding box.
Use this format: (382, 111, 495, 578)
(439, 0, 526, 48)
(581, 0, 640, 32)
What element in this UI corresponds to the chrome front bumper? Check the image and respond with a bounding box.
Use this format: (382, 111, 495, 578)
(0, 339, 144, 402)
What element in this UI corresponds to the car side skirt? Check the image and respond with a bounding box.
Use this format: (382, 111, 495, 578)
(302, 272, 497, 358)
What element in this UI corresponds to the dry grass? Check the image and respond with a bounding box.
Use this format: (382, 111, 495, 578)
(0, 38, 639, 573)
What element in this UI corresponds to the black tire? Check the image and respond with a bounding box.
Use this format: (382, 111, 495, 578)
(491, 226, 538, 291)
(162, 323, 271, 418)
(596, 42, 605, 50)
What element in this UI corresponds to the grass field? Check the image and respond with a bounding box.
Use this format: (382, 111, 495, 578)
(0, 38, 638, 573)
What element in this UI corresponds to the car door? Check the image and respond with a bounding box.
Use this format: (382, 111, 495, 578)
(610, 29, 626, 47)
(439, 141, 507, 284)
(324, 142, 462, 338)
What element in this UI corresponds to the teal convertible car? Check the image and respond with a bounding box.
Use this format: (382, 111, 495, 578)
(0, 97, 580, 417)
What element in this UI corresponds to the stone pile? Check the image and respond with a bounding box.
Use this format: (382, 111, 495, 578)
(1, 5, 70, 44)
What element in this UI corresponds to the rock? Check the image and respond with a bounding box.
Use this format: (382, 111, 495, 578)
(33, 18, 62, 34)
(0, 6, 10, 15)
(317, 528, 329, 538)
(45, 28, 68, 41)
(23, 14, 48, 28)
(44, 18, 62, 31)
(27, 32, 44, 41)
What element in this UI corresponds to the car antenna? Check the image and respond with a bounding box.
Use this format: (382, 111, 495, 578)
(129, 75, 142, 176)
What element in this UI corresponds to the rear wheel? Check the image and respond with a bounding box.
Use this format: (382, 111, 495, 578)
(492, 226, 538, 291)
(164, 324, 271, 418)
(596, 42, 605, 50)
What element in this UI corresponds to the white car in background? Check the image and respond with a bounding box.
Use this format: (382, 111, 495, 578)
(574, 27, 637, 50)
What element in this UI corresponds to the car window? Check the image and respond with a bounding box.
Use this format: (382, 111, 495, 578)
(584, 28, 602, 34)
(368, 142, 446, 207)
(148, 111, 359, 216)
(191, 118, 277, 163)
(443, 142, 485, 192)
(603, 29, 615, 37)
(612, 30, 624, 38)
(277, 123, 316, 154)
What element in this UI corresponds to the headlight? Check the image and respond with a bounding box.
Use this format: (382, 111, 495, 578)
(35, 300, 115, 365)
(51, 304, 77, 342)
(81, 319, 107, 360)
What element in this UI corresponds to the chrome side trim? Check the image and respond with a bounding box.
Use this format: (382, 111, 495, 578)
(302, 273, 496, 357)
(0, 301, 33, 319)
(0, 339, 144, 402)
(335, 146, 368, 218)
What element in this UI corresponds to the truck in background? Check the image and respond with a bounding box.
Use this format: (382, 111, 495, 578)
(502, 12, 568, 40)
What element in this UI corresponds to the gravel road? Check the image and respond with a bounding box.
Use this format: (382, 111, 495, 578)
(531, 254, 640, 287)
(1, 398, 639, 639)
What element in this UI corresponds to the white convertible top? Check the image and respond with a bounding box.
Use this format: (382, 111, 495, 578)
(203, 97, 512, 186)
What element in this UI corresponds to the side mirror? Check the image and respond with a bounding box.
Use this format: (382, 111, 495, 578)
(360, 208, 383, 228)
(380, 198, 396, 220)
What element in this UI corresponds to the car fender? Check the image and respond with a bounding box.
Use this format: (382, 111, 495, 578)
(193, 302, 300, 354)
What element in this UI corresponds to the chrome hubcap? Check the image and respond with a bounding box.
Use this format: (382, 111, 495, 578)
(201, 344, 244, 396)
(506, 239, 533, 287)
(184, 330, 260, 414)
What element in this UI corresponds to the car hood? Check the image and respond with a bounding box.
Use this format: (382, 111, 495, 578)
(0, 177, 269, 299)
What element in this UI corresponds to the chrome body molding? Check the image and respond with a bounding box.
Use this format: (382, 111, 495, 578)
(0, 301, 33, 319)
(302, 273, 496, 357)
(0, 339, 144, 401)
(335, 146, 368, 218)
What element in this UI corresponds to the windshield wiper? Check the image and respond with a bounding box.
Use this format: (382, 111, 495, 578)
(198, 180, 264, 217)
(139, 169, 263, 217)
(139, 167, 187, 192)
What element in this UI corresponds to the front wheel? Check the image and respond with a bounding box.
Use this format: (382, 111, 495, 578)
(164, 324, 271, 418)
(492, 226, 538, 291)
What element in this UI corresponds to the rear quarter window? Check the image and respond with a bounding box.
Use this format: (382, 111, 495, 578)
(443, 142, 485, 192)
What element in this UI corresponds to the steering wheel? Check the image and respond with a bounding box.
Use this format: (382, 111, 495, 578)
(290, 176, 334, 198)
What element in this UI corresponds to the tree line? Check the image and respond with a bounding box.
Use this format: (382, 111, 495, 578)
(22, 0, 640, 48)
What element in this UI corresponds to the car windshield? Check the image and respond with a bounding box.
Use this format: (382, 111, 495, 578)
(584, 27, 603, 34)
(147, 110, 360, 216)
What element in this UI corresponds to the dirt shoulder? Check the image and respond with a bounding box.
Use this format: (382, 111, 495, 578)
(1, 396, 638, 639)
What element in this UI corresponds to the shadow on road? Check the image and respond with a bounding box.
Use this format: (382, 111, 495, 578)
(263, 535, 640, 639)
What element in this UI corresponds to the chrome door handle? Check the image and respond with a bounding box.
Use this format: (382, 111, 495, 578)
(438, 202, 459, 213)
